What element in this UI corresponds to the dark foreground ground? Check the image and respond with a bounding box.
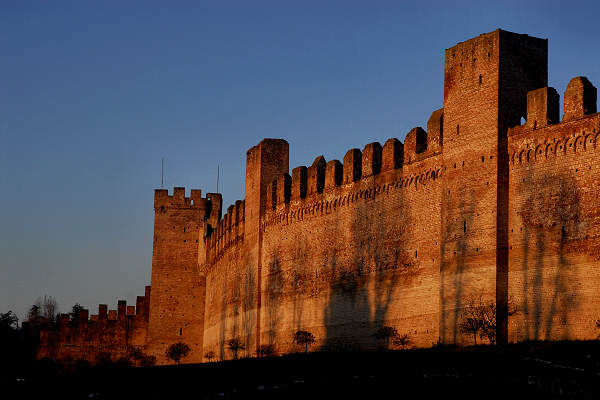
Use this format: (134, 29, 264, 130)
(5, 341, 600, 399)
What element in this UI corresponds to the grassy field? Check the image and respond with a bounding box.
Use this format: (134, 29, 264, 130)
(5, 341, 600, 399)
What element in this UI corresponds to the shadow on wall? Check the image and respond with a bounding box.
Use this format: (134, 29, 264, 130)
(440, 189, 476, 344)
(217, 253, 257, 360)
(517, 166, 581, 340)
(265, 253, 283, 347)
(263, 179, 421, 352)
(319, 182, 422, 351)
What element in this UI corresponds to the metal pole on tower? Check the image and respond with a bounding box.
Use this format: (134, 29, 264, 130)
(161, 158, 164, 189)
(216, 165, 220, 193)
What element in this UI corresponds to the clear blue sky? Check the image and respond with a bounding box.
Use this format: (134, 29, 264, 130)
(1, 1, 599, 320)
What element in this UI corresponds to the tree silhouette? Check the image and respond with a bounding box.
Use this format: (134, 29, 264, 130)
(460, 296, 517, 345)
(293, 330, 316, 354)
(70, 303, 84, 328)
(226, 338, 245, 360)
(459, 315, 482, 345)
(0, 311, 18, 331)
(256, 344, 275, 358)
(375, 326, 398, 351)
(166, 342, 191, 365)
(204, 350, 216, 362)
(128, 346, 145, 367)
(392, 333, 411, 350)
(140, 354, 157, 367)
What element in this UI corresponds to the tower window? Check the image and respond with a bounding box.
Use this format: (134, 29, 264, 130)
(479, 74, 482, 85)
(180, 328, 182, 336)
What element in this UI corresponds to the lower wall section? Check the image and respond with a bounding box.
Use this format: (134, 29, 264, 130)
(261, 165, 442, 353)
(203, 239, 259, 360)
(508, 118, 600, 342)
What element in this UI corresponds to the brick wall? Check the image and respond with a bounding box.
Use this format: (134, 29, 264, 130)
(508, 79, 600, 341)
(36, 30, 600, 364)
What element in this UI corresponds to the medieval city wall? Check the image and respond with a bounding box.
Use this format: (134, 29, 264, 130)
(34, 30, 600, 366)
(146, 189, 221, 364)
(260, 146, 442, 354)
(202, 201, 255, 360)
(508, 79, 600, 342)
(37, 287, 150, 363)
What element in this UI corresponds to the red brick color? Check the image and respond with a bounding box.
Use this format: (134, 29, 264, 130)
(38, 30, 600, 364)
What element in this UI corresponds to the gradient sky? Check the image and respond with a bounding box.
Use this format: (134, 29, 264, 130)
(2, 1, 599, 321)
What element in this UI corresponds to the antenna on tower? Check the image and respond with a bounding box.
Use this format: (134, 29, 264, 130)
(216, 165, 220, 193)
(161, 158, 165, 189)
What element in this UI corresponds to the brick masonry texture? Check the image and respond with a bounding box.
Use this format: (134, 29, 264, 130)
(37, 29, 600, 364)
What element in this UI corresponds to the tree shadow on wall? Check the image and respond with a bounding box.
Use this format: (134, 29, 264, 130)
(265, 253, 283, 347)
(517, 166, 582, 341)
(320, 182, 418, 351)
(264, 234, 309, 351)
(440, 191, 476, 344)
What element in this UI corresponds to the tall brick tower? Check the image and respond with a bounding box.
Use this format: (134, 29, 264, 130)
(146, 188, 221, 363)
(244, 139, 289, 353)
(440, 30, 547, 344)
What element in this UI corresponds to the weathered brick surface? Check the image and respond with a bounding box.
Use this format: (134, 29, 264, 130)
(260, 153, 442, 353)
(146, 189, 221, 363)
(508, 91, 600, 341)
(441, 31, 547, 344)
(37, 30, 600, 364)
(37, 289, 150, 362)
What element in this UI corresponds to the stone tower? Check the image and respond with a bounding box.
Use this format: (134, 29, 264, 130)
(243, 139, 289, 352)
(440, 30, 548, 344)
(146, 188, 221, 363)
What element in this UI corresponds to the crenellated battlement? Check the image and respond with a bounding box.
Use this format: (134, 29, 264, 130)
(510, 77, 597, 137)
(78, 286, 151, 329)
(38, 31, 600, 365)
(154, 187, 222, 223)
(263, 163, 442, 230)
(37, 286, 151, 362)
(264, 119, 442, 213)
(508, 76, 599, 167)
(205, 199, 245, 262)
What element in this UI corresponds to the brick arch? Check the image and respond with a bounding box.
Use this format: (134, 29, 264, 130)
(557, 139, 567, 154)
(526, 149, 533, 162)
(585, 134, 595, 150)
(535, 145, 544, 160)
(518, 149, 525, 164)
(574, 136, 584, 152)
(595, 132, 600, 149)
(545, 143, 555, 158)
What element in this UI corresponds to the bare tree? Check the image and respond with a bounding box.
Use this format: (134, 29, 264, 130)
(459, 315, 482, 345)
(460, 296, 517, 345)
(293, 330, 316, 354)
(375, 326, 398, 351)
(204, 350, 216, 362)
(226, 338, 245, 360)
(42, 295, 59, 323)
(166, 342, 191, 365)
(392, 333, 411, 350)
